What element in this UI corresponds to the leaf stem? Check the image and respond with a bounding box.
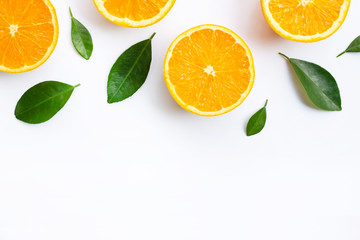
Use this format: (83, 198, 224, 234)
(337, 51, 346, 58)
(149, 32, 156, 40)
(69, 7, 73, 18)
(73, 83, 80, 88)
(264, 99, 268, 108)
(278, 52, 290, 60)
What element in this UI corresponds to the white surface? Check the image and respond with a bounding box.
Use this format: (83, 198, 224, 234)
(1, 0, 360, 239)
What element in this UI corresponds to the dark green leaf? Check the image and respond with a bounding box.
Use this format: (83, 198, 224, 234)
(279, 53, 342, 111)
(70, 7, 93, 60)
(15, 81, 80, 124)
(246, 100, 268, 136)
(107, 33, 155, 103)
(337, 35, 360, 57)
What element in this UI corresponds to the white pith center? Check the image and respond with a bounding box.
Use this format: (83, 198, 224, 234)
(204, 65, 216, 76)
(300, 0, 313, 6)
(9, 25, 18, 36)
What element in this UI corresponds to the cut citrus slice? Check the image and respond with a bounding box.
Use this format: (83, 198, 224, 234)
(93, 0, 176, 28)
(164, 25, 255, 117)
(0, 0, 58, 73)
(261, 0, 351, 42)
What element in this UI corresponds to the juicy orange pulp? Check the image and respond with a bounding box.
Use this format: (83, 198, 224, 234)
(104, 0, 169, 21)
(270, 0, 344, 35)
(262, 0, 351, 42)
(93, 0, 176, 28)
(164, 25, 255, 116)
(0, 0, 58, 73)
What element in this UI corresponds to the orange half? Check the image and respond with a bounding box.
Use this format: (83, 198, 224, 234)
(93, 0, 176, 28)
(261, 0, 351, 42)
(0, 0, 58, 73)
(164, 25, 255, 117)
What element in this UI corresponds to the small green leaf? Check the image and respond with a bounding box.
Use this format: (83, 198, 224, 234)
(279, 53, 342, 111)
(337, 35, 360, 57)
(246, 100, 268, 136)
(107, 33, 155, 104)
(70, 7, 93, 60)
(15, 81, 80, 124)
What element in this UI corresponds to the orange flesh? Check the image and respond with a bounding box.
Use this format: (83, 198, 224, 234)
(269, 0, 344, 35)
(168, 29, 251, 112)
(103, 0, 169, 21)
(0, 0, 55, 70)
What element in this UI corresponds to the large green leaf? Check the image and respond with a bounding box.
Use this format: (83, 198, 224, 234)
(15, 81, 80, 124)
(280, 53, 342, 111)
(107, 33, 155, 103)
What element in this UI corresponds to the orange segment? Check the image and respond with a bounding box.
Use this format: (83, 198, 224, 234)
(0, 0, 58, 73)
(93, 0, 176, 28)
(261, 0, 350, 42)
(164, 25, 255, 116)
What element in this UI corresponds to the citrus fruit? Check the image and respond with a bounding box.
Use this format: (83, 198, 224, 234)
(163, 25, 255, 117)
(93, 0, 176, 28)
(0, 0, 59, 73)
(261, 0, 351, 42)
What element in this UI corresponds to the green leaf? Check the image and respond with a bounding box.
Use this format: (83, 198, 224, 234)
(337, 35, 360, 57)
(15, 81, 80, 124)
(279, 53, 342, 111)
(107, 33, 155, 103)
(246, 100, 268, 136)
(70, 7, 93, 60)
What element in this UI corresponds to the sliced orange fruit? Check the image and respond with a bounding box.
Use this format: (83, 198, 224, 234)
(261, 0, 351, 42)
(93, 0, 176, 28)
(163, 25, 255, 117)
(0, 0, 58, 73)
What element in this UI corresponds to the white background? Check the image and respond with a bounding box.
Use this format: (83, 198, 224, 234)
(1, 0, 360, 239)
